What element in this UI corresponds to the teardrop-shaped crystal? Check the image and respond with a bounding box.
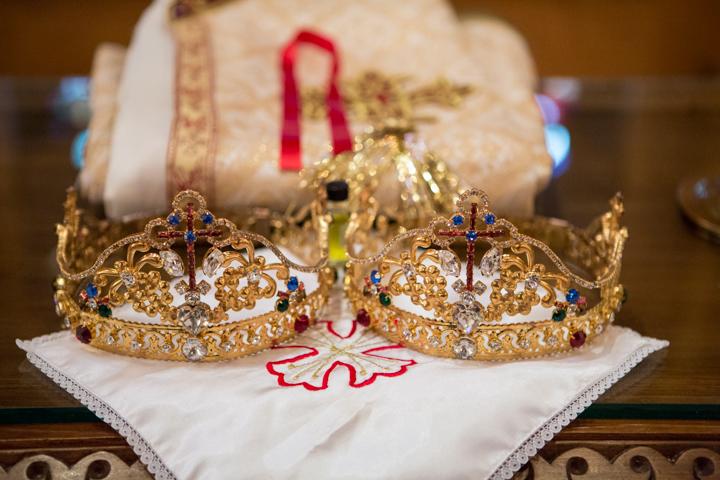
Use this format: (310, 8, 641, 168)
(202, 248, 223, 277)
(438, 250, 461, 276)
(160, 250, 184, 277)
(178, 302, 210, 335)
(480, 247, 501, 276)
(452, 300, 483, 334)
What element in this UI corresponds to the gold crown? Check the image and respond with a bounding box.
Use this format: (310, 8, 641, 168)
(53, 190, 333, 362)
(344, 188, 627, 360)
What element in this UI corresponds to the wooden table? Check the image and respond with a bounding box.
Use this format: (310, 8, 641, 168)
(0, 78, 719, 478)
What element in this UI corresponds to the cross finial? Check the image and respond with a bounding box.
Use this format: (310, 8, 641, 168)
(158, 202, 222, 299)
(437, 202, 503, 292)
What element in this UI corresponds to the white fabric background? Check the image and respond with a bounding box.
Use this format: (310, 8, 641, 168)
(18, 298, 667, 480)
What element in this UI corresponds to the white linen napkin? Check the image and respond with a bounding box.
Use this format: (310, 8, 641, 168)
(17, 293, 666, 480)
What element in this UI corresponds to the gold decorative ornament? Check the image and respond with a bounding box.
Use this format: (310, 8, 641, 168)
(302, 71, 472, 128)
(302, 126, 461, 229)
(53, 189, 333, 362)
(345, 187, 627, 361)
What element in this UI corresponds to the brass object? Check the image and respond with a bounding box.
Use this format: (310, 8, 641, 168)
(53, 189, 333, 362)
(677, 174, 720, 242)
(345, 187, 627, 361)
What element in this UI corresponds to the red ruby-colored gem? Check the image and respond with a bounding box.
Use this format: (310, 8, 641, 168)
(294, 314, 310, 333)
(570, 331, 587, 348)
(75, 325, 92, 344)
(356, 309, 371, 327)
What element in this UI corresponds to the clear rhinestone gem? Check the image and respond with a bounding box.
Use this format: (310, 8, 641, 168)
(402, 329, 412, 341)
(130, 341, 141, 350)
(185, 291, 201, 304)
(460, 291, 475, 305)
(428, 336, 440, 348)
(120, 271, 136, 287)
(525, 274, 539, 290)
(202, 248, 223, 277)
(438, 250, 461, 276)
(250, 335, 261, 345)
(595, 324, 604, 334)
(568, 304, 579, 316)
(518, 338, 530, 350)
(452, 279, 466, 293)
(473, 281, 487, 296)
(175, 281, 189, 295)
(105, 335, 115, 345)
(177, 302, 211, 335)
(196, 280, 211, 295)
(222, 341, 234, 352)
(54, 298, 65, 317)
(480, 247, 501, 276)
(247, 270, 260, 285)
(160, 250, 184, 277)
(182, 338, 207, 361)
(488, 339, 502, 351)
(547, 336, 558, 346)
(453, 301, 483, 334)
(161, 343, 172, 353)
(61, 317, 71, 329)
(453, 337, 477, 359)
(402, 263, 416, 279)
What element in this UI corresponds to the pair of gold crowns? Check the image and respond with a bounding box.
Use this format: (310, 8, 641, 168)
(53, 186, 627, 362)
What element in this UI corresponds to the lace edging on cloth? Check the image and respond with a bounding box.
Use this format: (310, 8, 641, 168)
(18, 332, 668, 480)
(23, 349, 177, 480)
(488, 337, 669, 480)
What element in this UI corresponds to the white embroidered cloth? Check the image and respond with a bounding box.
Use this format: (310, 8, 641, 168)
(17, 295, 666, 480)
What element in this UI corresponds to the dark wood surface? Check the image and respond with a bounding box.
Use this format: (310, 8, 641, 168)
(0, 77, 719, 421)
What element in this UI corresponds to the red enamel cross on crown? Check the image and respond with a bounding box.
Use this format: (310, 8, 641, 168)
(437, 202, 504, 293)
(159, 201, 222, 298)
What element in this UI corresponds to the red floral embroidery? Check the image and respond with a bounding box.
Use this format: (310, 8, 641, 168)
(266, 320, 416, 391)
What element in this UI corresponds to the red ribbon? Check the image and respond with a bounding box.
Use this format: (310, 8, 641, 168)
(280, 30, 352, 171)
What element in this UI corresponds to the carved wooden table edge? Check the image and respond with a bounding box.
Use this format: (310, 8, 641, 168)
(1, 419, 719, 479)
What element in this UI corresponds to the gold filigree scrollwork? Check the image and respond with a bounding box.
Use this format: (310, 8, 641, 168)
(214, 237, 290, 317)
(487, 243, 570, 321)
(94, 243, 173, 320)
(380, 236, 449, 315)
(301, 71, 472, 127)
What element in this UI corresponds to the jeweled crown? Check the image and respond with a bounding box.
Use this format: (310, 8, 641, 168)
(53, 190, 333, 361)
(345, 188, 627, 360)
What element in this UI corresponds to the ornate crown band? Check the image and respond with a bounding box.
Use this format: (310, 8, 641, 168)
(345, 188, 627, 361)
(53, 190, 333, 362)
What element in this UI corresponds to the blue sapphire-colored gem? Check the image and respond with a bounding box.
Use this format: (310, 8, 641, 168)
(287, 276, 299, 291)
(370, 270, 381, 284)
(85, 283, 98, 298)
(185, 231, 197, 243)
(566, 288, 580, 304)
(201, 212, 214, 225)
(484, 213, 496, 225)
(167, 213, 180, 226)
(452, 214, 464, 226)
(466, 230, 478, 241)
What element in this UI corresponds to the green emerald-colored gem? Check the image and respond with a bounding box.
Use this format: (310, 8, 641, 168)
(276, 298, 289, 312)
(551, 308, 566, 322)
(98, 304, 112, 318)
(379, 292, 392, 306)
